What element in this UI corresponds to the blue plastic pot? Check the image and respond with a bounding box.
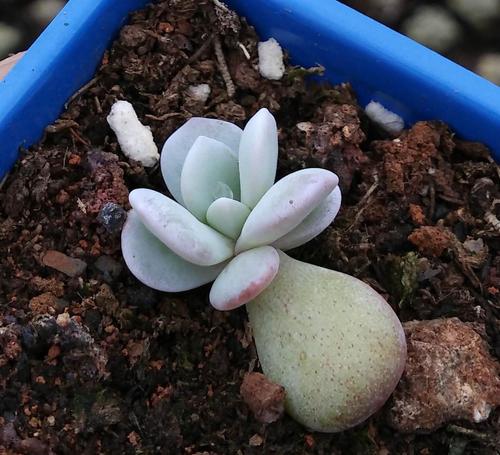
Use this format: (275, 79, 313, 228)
(1, 0, 500, 180)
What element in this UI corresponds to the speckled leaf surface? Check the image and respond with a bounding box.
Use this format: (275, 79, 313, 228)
(247, 251, 407, 432)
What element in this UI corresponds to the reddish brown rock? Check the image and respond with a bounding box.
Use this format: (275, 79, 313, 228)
(29, 292, 58, 315)
(408, 226, 454, 257)
(42, 250, 87, 277)
(240, 372, 286, 424)
(387, 318, 500, 432)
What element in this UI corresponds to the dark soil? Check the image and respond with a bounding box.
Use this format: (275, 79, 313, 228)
(1, 1, 500, 454)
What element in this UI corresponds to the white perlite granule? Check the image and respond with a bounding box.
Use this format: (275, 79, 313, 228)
(258, 38, 285, 80)
(365, 101, 404, 135)
(107, 100, 159, 167)
(186, 84, 211, 103)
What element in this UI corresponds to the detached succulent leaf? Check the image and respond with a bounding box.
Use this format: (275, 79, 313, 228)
(239, 108, 278, 208)
(122, 210, 226, 291)
(129, 188, 234, 266)
(206, 197, 251, 239)
(247, 251, 407, 432)
(273, 186, 342, 250)
(180, 136, 240, 221)
(235, 169, 339, 253)
(210, 246, 280, 311)
(161, 118, 242, 205)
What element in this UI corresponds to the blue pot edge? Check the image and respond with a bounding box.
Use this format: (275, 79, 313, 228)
(0, 0, 499, 180)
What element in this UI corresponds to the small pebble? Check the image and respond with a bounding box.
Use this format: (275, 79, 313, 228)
(388, 318, 500, 432)
(94, 255, 123, 282)
(240, 372, 286, 423)
(0, 22, 22, 57)
(476, 53, 500, 85)
(28, 0, 65, 25)
(402, 5, 462, 53)
(97, 202, 127, 234)
(186, 83, 211, 103)
(42, 250, 87, 277)
(447, 0, 500, 28)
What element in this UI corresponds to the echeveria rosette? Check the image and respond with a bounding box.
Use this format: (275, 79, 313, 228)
(120, 108, 406, 433)
(122, 108, 342, 310)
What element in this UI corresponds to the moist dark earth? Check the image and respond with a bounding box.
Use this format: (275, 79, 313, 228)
(1, 1, 500, 454)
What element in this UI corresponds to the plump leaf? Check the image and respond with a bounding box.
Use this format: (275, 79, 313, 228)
(247, 251, 407, 432)
(235, 169, 338, 253)
(210, 246, 280, 311)
(206, 198, 251, 239)
(122, 210, 225, 292)
(273, 186, 341, 250)
(238, 108, 278, 208)
(161, 118, 242, 205)
(129, 188, 234, 266)
(180, 136, 240, 221)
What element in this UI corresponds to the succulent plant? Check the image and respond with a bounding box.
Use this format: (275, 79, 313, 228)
(120, 107, 406, 432)
(122, 108, 342, 310)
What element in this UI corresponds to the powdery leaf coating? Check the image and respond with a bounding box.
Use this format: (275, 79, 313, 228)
(238, 108, 278, 208)
(122, 210, 225, 292)
(129, 188, 234, 266)
(206, 197, 251, 239)
(210, 246, 279, 311)
(236, 169, 338, 253)
(161, 117, 242, 205)
(387, 318, 500, 432)
(247, 251, 406, 432)
(273, 186, 342, 251)
(180, 136, 240, 221)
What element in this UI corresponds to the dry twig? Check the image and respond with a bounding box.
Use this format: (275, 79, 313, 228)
(213, 35, 235, 98)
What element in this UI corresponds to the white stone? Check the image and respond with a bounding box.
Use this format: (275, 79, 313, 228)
(370, 0, 404, 22)
(402, 5, 462, 53)
(107, 101, 159, 167)
(0, 23, 22, 57)
(28, 0, 65, 25)
(447, 0, 500, 28)
(365, 101, 404, 135)
(258, 38, 285, 80)
(476, 53, 500, 85)
(186, 84, 211, 103)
